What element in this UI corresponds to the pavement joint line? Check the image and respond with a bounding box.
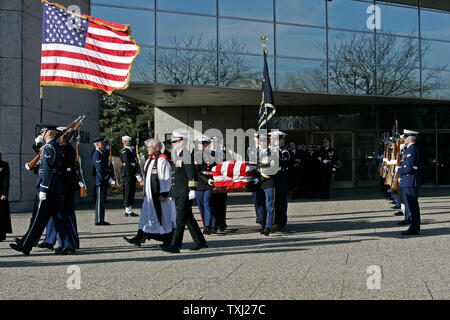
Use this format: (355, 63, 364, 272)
(224, 262, 243, 280)
(249, 279, 264, 299)
(301, 264, 313, 280)
(339, 279, 345, 299)
(158, 278, 184, 296)
(423, 281, 434, 300)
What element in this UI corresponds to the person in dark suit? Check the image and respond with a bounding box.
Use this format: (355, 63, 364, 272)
(398, 129, 421, 235)
(304, 144, 320, 198)
(120, 135, 139, 217)
(92, 137, 110, 226)
(162, 132, 207, 253)
(317, 138, 337, 199)
(210, 136, 228, 232)
(0, 149, 12, 242)
(10, 124, 69, 255)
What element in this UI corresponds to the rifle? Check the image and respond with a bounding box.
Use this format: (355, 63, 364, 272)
(25, 115, 83, 170)
(135, 134, 145, 187)
(76, 130, 88, 197)
(385, 121, 399, 186)
(109, 128, 119, 191)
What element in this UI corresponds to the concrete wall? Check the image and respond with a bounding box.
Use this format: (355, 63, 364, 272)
(0, 0, 99, 212)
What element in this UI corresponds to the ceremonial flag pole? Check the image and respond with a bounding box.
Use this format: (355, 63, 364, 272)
(258, 35, 276, 136)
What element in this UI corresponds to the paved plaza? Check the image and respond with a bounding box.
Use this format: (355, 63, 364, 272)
(0, 188, 449, 300)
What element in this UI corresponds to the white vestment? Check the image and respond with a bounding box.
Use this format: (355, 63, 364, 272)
(138, 156, 176, 234)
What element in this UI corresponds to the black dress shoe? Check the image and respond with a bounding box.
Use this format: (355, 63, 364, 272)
(392, 205, 401, 209)
(123, 236, 145, 247)
(162, 246, 180, 253)
(14, 237, 21, 244)
(401, 229, 420, 235)
(398, 219, 412, 225)
(271, 225, 280, 233)
(98, 221, 110, 225)
(37, 242, 54, 250)
(124, 212, 129, 217)
(159, 242, 170, 249)
(54, 247, 76, 255)
(129, 212, 139, 217)
(394, 211, 404, 216)
(10, 243, 30, 256)
(263, 228, 271, 236)
(190, 243, 208, 251)
(256, 218, 261, 224)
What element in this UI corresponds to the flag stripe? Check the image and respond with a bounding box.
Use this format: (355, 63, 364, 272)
(85, 36, 138, 51)
(41, 51, 131, 70)
(41, 63, 128, 82)
(40, 75, 115, 92)
(87, 26, 134, 42)
(40, 69, 126, 87)
(86, 31, 135, 45)
(41, 56, 129, 76)
(84, 42, 137, 57)
(42, 44, 135, 63)
(88, 21, 129, 37)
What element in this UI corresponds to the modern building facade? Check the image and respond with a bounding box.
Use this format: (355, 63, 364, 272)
(0, 0, 99, 211)
(91, 0, 449, 189)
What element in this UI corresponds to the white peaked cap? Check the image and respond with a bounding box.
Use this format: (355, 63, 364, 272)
(269, 130, 286, 138)
(197, 135, 211, 143)
(122, 136, 132, 141)
(171, 131, 187, 141)
(403, 129, 419, 136)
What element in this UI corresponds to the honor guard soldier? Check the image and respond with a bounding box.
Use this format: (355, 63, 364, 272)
(270, 131, 290, 232)
(318, 137, 337, 199)
(247, 132, 261, 225)
(397, 129, 421, 235)
(210, 136, 228, 232)
(162, 132, 207, 253)
(92, 137, 111, 226)
(254, 132, 279, 236)
(120, 135, 139, 217)
(193, 135, 215, 234)
(10, 124, 69, 255)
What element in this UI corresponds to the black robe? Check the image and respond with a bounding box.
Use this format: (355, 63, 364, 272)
(0, 160, 12, 238)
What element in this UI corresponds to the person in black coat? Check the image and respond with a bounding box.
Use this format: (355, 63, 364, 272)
(317, 138, 337, 199)
(0, 149, 12, 241)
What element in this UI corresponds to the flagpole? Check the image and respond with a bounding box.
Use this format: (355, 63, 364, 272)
(40, 86, 43, 123)
(261, 35, 270, 134)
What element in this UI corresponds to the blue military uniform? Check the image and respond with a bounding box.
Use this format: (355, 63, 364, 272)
(272, 132, 290, 231)
(11, 124, 69, 255)
(92, 137, 110, 225)
(398, 133, 421, 234)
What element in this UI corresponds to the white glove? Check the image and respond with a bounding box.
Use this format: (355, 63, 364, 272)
(78, 181, 85, 188)
(109, 177, 116, 185)
(323, 160, 328, 164)
(188, 190, 196, 200)
(35, 135, 44, 145)
(207, 179, 214, 186)
(135, 174, 142, 183)
(252, 177, 260, 185)
(39, 192, 47, 201)
(25, 163, 31, 171)
(332, 168, 336, 172)
(318, 157, 322, 161)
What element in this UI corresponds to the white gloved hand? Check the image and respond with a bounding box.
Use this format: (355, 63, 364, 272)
(318, 157, 322, 161)
(207, 179, 214, 186)
(35, 135, 44, 145)
(252, 177, 260, 185)
(135, 174, 143, 183)
(109, 177, 116, 185)
(332, 167, 336, 172)
(39, 192, 47, 201)
(323, 159, 328, 164)
(188, 190, 196, 200)
(25, 163, 31, 171)
(78, 181, 85, 188)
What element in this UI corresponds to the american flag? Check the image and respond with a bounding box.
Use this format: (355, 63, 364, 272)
(258, 48, 276, 131)
(40, 1, 140, 95)
(212, 161, 256, 189)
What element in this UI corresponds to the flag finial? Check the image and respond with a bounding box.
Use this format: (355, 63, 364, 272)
(261, 35, 268, 55)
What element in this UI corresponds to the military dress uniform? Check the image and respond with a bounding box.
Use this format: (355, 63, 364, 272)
(11, 125, 69, 255)
(92, 137, 110, 225)
(163, 134, 207, 253)
(120, 137, 138, 217)
(210, 142, 228, 232)
(246, 139, 260, 224)
(317, 141, 337, 199)
(398, 130, 421, 235)
(0, 157, 12, 241)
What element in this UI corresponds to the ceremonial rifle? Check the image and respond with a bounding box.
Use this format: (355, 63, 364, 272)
(109, 128, 119, 191)
(135, 134, 145, 187)
(76, 130, 88, 197)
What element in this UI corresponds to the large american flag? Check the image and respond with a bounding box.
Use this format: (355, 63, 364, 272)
(40, 1, 140, 95)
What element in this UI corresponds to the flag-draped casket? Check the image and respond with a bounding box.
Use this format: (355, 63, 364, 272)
(211, 161, 256, 189)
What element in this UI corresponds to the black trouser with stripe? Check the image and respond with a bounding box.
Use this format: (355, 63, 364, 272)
(122, 175, 136, 208)
(95, 185, 107, 224)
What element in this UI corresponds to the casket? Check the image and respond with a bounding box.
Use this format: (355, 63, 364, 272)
(211, 160, 256, 191)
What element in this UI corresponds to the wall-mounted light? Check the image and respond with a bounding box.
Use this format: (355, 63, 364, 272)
(163, 89, 184, 100)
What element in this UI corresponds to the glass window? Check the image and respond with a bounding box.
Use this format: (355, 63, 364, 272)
(328, 30, 375, 65)
(377, 66, 420, 97)
(422, 70, 450, 100)
(437, 106, 450, 129)
(276, 0, 325, 26)
(328, 62, 376, 95)
(276, 25, 326, 59)
(218, 54, 274, 89)
(379, 106, 395, 129)
(376, 34, 419, 67)
(157, 0, 216, 15)
(420, 8, 450, 41)
(91, 6, 154, 45)
(415, 132, 436, 186)
(219, 19, 273, 55)
(376, 2, 418, 37)
(219, 0, 273, 20)
(271, 116, 310, 130)
(328, 0, 375, 32)
(396, 106, 435, 129)
(355, 111, 376, 129)
(421, 40, 450, 71)
(157, 12, 216, 50)
(157, 48, 217, 85)
(91, 0, 154, 9)
(310, 114, 354, 130)
(356, 133, 378, 185)
(437, 133, 450, 185)
(276, 58, 327, 93)
(131, 47, 155, 83)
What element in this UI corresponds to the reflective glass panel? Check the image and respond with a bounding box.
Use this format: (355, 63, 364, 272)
(422, 70, 450, 100)
(271, 116, 310, 130)
(376, 34, 419, 67)
(276, 25, 326, 59)
(379, 106, 395, 129)
(91, 6, 154, 45)
(131, 47, 155, 83)
(396, 106, 435, 129)
(276, 58, 327, 93)
(157, 48, 217, 85)
(355, 111, 376, 129)
(376, 2, 418, 37)
(157, 0, 216, 15)
(328, 0, 375, 32)
(356, 133, 378, 185)
(438, 133, 450, 185)
(420, 8, 450, 41)
(328, 62, 376, 95)
(220, 19, 274, 54)
(219, 0, 273, 20)
(91, 0, 154, 9)
(157, 12, 216, 50)
(276, 0, 326, 26)
(218, 54, 274, 89)
(415, 133, 436, 186)
(421, 40, 450, 71)
(328, 30, 375, 65)
(377, 66, 420, 97)
(437, 106, 450, 129)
